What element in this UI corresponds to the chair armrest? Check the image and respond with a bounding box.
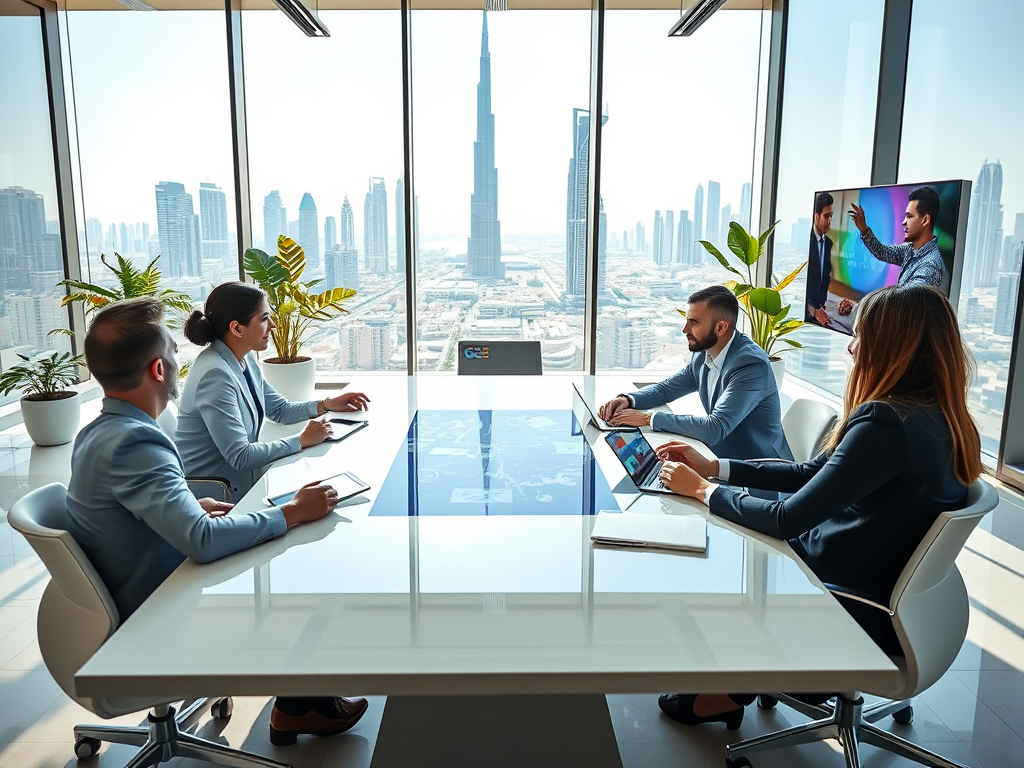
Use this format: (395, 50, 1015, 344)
(186, 477, 234, 503)
(823, 582, 894, 615)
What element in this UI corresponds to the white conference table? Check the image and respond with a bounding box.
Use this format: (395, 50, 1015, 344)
(75, 375, 896, 767)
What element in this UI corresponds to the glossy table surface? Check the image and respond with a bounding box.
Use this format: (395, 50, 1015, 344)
(75, 375, 897, 699)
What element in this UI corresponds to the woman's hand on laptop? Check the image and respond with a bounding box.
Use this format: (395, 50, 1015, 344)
(656, 441, 719, 479)
(659, 461, 709, 501)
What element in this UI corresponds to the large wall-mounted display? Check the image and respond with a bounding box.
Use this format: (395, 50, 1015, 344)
(803, 180, 971, 335)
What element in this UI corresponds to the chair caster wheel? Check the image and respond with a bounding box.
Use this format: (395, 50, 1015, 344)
(211, 697, 234, 720)
(757, 695, 778, 709)
(725, 757, 752, 768)
(74, 736, 102, 759)
(892, 705, 914, 725)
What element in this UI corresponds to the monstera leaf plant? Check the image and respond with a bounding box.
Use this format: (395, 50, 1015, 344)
(243, 236, 356, 364)
(683, 221, 806, 361)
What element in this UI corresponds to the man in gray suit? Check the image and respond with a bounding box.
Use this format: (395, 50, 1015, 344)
(600, 285, 792, 464)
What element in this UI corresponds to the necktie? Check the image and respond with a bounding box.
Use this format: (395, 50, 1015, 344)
(820, 237, 826, 284)
(241, 366, 264, 436)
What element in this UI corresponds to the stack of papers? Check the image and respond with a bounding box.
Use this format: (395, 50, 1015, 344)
(591, 511, 708, 553)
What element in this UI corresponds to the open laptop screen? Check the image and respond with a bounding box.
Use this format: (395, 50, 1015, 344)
(604, 430, 658, 483)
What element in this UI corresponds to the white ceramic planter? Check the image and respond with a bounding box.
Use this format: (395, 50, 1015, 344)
(21, 391, 81, 447)
(261, 357, 316, 403)
(770, 356, 786, 390)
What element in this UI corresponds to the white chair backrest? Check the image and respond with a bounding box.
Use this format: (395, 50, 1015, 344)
(782, 399, 839, 464)
(156, 400, 179, 440)
(886, 478, 999, 698)
(8, 483, 120, 714)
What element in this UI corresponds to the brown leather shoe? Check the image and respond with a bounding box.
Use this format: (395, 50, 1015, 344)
(269, 696, 369, 746)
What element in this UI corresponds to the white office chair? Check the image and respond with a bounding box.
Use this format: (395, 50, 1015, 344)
(8, 483, 289, 768)
(782, 398, 839, 464)
(725, 478, 1000, 768)
(456, 340, 543, 375)
(156, 401, 233, 502)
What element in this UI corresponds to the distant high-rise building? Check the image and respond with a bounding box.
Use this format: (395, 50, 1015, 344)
(340, 195, 355, 249)
(653, 210, 664, 265)
(396, 178, 405, 265)
(0, 186, 57, 292)
(740, 182, 752, 229)
(119, 222, 129, 254)
(1004, 211, 1024, 275)
(263, 191, 287, 253)
(342, 318, 392, 370)
(994, 272, 1019, 337)
(106, 223, 117, 254)
(199, 182, 230, 260)
(706, 180, 721, 248)
(298, 192, 320, 270)
(466, 11, 503, 280)
(636, 221, 645, 255)
(676, 210, 692, 264)
(663, 210, 675, 265)
(326, 245, 359, 293)
(694, 183, 705, 243)
(565, 106, 609, 295)
(364, 177, 388, 274)
(325, 216, 338, 252)
(720, 203, 732, 245)
(85, 217, 103, 256)
(155, 181, 199, 277)
(966, 161, 1004, 290)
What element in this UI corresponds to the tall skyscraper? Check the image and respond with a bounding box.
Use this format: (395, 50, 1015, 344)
(966, 161, 1004, 290)
(565, 106, 609, 296)
(994, 272, 1019, 337)
(298, 192, 320, 270)
(395, 178, 405, 264)
(720, 203, 732, 245)
(694, 184, 705, 243)
(364, 177, 388, 274)
(740, 182, 752, 229)
(340, 195, 355, 249)
(119, 222, 129, 254)
(663, 210, 675, 264)
(199, 182, 230, 260)
(85, 217, 103, 256)
(325, 216, 338, 252)
(653, 210, 664, 265)
(326, 245, 359, 293)
(635, 221, 645, 255)
(0, 186, 58, 292)
(466, 11, 503, 280)
(676, 210, 692, 264)
(154, 181, 198, 278)
(706, 180, 721, 248)
(263, 191, 287, 253)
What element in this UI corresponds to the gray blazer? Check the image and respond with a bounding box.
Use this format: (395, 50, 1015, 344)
(175, 339, 319, 502)
(629, 332, 792, 462)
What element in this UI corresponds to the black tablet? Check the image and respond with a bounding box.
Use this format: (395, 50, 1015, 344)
(325, 417, 369, 442)
(263, 471, 371, 507)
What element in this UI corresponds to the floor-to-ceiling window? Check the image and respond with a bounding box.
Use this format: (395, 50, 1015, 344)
(771, 0, 884, 398)
(899, 0, 1024, 458)
(0, 3, 70, 407)
(410, 9, 591, 373)
(243, 8, 406, 374)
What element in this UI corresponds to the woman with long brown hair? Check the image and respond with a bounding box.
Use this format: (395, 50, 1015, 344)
(654, 283, 982, 728)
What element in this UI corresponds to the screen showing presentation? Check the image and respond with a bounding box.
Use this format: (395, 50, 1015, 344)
(803, 179, 970, 336)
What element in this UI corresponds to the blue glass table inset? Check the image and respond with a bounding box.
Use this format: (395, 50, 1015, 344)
(371, 409, 619, 516)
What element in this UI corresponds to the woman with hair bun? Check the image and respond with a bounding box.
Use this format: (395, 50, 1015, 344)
(175, 281, 369, 504)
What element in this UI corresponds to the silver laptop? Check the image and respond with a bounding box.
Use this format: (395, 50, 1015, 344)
(572, 382, 638, 432)
(603, 429, 674, 495)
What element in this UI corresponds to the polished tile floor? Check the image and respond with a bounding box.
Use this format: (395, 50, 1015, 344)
(1, 408, 1024, 767)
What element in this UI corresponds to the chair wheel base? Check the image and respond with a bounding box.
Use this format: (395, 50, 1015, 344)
(756, 695, 778, 709)
(892, 704, 914, 725)
(211, 696, 234, 720)
(74, 736, 101, 760)
(725, 757, 752, 768)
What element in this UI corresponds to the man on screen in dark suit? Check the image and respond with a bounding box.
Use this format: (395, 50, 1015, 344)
(805, 191, 834, 327)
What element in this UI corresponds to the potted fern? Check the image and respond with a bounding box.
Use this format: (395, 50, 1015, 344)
(243, 236, 356, 401)
(0, 352, 86, 446)
(692, 221, 806, 387)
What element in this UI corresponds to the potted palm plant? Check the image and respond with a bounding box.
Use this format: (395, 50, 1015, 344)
(0, 352, 86, 446)
(243, 236, 356, 401)
(690, 221, 806, 387)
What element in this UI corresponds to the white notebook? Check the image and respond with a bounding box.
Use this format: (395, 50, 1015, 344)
(591, 511, 708, 553)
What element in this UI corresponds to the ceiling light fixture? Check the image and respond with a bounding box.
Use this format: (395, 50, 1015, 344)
(271, 0, 330, 38)
(668, 0, 728, 37)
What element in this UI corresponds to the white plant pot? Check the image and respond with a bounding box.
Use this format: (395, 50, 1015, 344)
(261, 357, 316, 403)
(770, 357, 786, 390)
(21, 391, 81, 447)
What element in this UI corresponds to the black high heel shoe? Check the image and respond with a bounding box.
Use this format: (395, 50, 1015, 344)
(658, 693, 745, 730)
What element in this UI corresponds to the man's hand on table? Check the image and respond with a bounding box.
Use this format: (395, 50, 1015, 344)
(281, 480, 340, 527)
(608, 409, 652, 427)
(659, 461, 710, 501)
(298, 417, 333, 448)
(655, 441, 719, 479)
(199, 498, 234, 517)
(318, 391, 370, 415)
(598, 396, 630, 421)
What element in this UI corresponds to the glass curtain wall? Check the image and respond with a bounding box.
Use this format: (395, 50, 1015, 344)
(899, 0, 1024, 457)
(64, 9, 236, 371)
(596, 9, 762, 373)
(410, 10, 591, 373)
(770, 0, 884, 398)
(243, 9, 407, 373)
(0, 3, 70, 407)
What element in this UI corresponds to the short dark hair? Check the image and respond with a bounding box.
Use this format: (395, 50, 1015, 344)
(814, 192, 834, 215)
(184, 281, 266, 346)
(688, 285, 739, 327)
(908, 186, 940, 227)
(85, 297, 172, 392)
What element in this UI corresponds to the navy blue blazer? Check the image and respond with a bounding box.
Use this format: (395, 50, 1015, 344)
(805, 228, 833, 316)
(629, 332, 792, 462)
